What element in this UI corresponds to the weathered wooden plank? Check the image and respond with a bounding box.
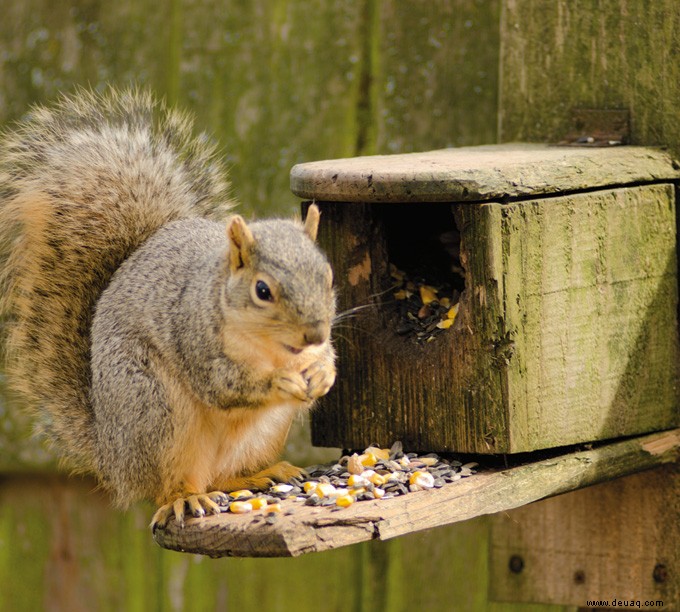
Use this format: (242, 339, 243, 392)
(373, 0, 500, 154)
(0, 470, 558, 611)
(311, 200, 508, 452)
(174, 0, 366, 215)
(502, 184, 679, 450)
(152, 429, 680, 558)
(291, 144, 680, 202)
(490, 465, 679, 608)
(499, 0, 680, 160)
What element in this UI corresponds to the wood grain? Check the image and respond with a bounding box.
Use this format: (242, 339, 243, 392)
(152, 429, 680, 558)
(502, 184, 679, 450)
(499, 0, 680, 162)
(311, 169, 679, 453)
(490, 465, 679, 607)
(291, 144, 680, 202)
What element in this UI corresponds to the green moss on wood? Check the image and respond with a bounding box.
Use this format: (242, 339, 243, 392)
(502, 184, 679, 449)
(500, 0, 680, 158)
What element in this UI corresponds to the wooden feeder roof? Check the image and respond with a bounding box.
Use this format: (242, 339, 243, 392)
(290, 144, 680, 203)
(153, 429, 680, 558)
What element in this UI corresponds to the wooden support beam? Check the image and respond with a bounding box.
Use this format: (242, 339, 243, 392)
(153, 428, 680, 558)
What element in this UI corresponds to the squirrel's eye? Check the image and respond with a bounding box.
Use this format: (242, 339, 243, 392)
(255, 279, 273, 302)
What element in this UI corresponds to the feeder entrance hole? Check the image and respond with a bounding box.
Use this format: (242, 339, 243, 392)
(378, 203, 465, 343)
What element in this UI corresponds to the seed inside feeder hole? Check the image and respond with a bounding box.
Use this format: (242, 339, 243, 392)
(381, 204, 465, 343)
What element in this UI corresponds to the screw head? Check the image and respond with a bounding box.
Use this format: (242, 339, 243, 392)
(508, 555, 524, 574)
(653, 564, 668, 584)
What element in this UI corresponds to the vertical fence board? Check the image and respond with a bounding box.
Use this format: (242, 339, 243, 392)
(490, 466, 679, 608)
(499, 0, 680, 155)
(374, 0, 500, 154)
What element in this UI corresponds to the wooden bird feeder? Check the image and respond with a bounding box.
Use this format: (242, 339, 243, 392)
(152, 429, 679, 559)
(291, 144, 680, 454)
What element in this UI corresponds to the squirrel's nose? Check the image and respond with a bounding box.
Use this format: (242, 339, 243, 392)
(303, 322, 329, 346)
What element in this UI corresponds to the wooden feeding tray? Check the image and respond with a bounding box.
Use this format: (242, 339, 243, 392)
(291, 144, 680, 454)
(152, 429, 680, 557)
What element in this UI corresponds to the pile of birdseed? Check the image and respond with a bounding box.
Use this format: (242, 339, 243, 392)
(389, 265, 461, 342)
(217, 441, 478, 519)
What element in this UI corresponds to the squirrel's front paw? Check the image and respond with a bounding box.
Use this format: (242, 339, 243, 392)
(272, 369, 309, 402)
(303, 360, 336, 400)
(150, 491, 227, 531)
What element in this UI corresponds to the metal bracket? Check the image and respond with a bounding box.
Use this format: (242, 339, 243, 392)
(559, 108, 630, 146)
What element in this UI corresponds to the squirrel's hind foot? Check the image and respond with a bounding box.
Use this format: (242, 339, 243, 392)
(150, 490, 227, 531)
(150, 463, 306, 530)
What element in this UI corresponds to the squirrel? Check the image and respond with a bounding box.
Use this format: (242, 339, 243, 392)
(0, 87, 336, 529)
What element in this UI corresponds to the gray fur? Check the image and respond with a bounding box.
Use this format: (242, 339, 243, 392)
(0, 89, 335, 508)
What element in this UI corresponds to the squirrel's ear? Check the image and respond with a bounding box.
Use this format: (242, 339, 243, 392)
(303, 204, 320, 242)
(227, 215, 255, 271)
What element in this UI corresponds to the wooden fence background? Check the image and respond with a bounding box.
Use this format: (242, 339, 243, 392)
(1, 1, 678, 610)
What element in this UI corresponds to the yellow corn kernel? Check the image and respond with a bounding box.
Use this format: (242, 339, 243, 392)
(229, 501, 253, 514)
(266, 503, 282, 513)
(251, 497, 268, 510)
(270, 484, 294, 494)
(447, 303, 460, 319)
(373, 488, 386, 499)
(359, 452, 377, 467)
(364, 446, 390, 461)
(439, 297, 451, 308)
(436, 318, 453, 330)
(368, 472, 387, 486)
(419, 285, 438, 305)
(347, 474, 369, 487)
(336, 494, 355, 508)
(393, 289, 408, 300)
(230, 489, 253, 499)
(409, 471, 435, 489)
(349, 487, 366, 497)
(303, 481, 318, 493)
(314, 482, 338, 498)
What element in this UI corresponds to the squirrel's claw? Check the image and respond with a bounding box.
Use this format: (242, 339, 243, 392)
(150, 492, 224, 531)
(303, 360, 337, 400)
(150, 501, 178, 531)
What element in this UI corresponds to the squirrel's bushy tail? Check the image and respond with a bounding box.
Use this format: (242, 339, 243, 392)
(0, 87, 234, 472)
